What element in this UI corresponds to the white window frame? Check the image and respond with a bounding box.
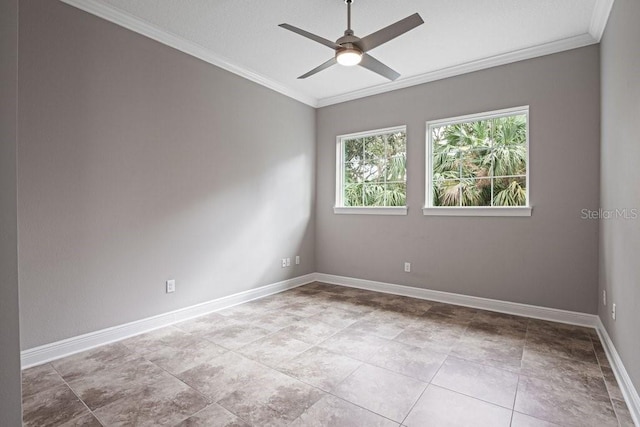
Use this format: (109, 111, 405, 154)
(335, 125, 408, 215)
(424, 106, 532, 217)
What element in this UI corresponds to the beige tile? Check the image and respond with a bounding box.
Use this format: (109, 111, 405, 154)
(318, 328, 389, 361)
(278, 346, 362, 392)
(332, 364, 426, 423)
(279, 318, 342, 345)
(178, 352, 274, 402)
(174, 313, 242, 335)
(471, 310, 529, 332)
(22, 363, 66, 399)
(521, 349, 608, 397)
(146, 340, 228, 375)
(367, 340, 446, 383)
(290, 395, 399, 427)
(345, 317, 406, 340)
(511, 411, 561, 427)
(601, 365, 625, 400)
(201, 322, 271, 350)
(426, 303, 477, 321)
(451, 334, 524, 372)
(51, 342, 135, 383)
(612, 398, 635, 427)
(249, 311, 304, 332)
(514, 375, 618, 427)
(22, 384, 90, 427)
(395, 313, 469, 353)
(236, 331, 311, 367)
(280, 300, 329, 317)
(308, 305, 364, 328)
(93, 375, 207, 426)
(217, 368, 324, 426)
(592, 338, 611, 368)
(404, 385, 512, 427)
(527, 319, 593, 342)
(59, 412, 103, 426)
(120, 326, 201, 356)
(67, 356, 174, 410)
(176, 403, 250, 427)
(431, 357, 519, 408)
(524, 332, 598, 365)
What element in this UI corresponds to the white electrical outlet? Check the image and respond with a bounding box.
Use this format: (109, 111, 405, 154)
(612, 303, 616, 320)
(404, 262, 411, 272)
(166, 279, 176, 293)
(286, 257, 291, 267)
(603, 290, 607, 306)
(295, 256, 300, 265)
(281, 258, 286, 268)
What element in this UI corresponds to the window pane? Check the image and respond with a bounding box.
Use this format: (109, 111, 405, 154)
(460, 148, 492, 179)
(460, 177, 491, 206)
(363, 183, 386, 206)
(493, 176, 527, 206)
(344, 139, 364, 163)
(385, 182, 406, 207)
(490, 116, 527, 177)
(433, 178, 461, 206)
(344, 182, 364, 206)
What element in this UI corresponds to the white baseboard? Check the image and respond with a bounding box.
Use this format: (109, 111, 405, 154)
(21, 273, 315, 369)
(596, 318, 640, 426)
(314, 273, 598, 327)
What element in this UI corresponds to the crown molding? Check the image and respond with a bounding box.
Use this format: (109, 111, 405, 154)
(59, 0, 607, 110)
(58, 0, 319, 107)
(589, 0, 615, 41)
(316, 33, 597, 107)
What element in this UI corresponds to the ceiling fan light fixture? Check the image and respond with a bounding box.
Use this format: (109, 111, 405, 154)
(336, 45, 363, 66)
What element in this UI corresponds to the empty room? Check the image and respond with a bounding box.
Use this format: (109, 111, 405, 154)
(2, 0, 639, 426)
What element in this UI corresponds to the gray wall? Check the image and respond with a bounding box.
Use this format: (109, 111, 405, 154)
(18, 0, 316, 349)
(599, 0, 640, 392)
(1, 0, 23, 424)
(316, 46, 601, 314)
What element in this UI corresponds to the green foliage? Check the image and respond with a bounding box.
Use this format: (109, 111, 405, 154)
(343, 131, 406, 207)
(432, 115, 527, 207)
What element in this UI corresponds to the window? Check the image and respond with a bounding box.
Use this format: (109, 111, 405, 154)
(424, 107, 531, 216)
(335, 126, 407, 215)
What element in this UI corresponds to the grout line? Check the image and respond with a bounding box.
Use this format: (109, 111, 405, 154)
(49, 363, 106, 426)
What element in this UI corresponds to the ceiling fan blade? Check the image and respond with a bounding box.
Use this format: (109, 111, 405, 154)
(279, 24, 341, 50)
(360, 54, 400, 81)
(357, 13, 424, 52)
(298, 58, 337, 79)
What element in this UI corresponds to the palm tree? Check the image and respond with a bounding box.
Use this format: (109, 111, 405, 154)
(343, 131, 407, 207)
(432, 115, 527, 207)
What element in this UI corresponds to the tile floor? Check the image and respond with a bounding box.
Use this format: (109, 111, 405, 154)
(22, 282, 635, 427)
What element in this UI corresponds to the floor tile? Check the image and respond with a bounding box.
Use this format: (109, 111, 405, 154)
(332, 364, 426, 423)
(472, 310, 529, 332)
(217, 368, 324, 427)
(201, 322, 271, 350)
(236, 331, 311, 367)
(527, 319, 593, 342)
(426, 303, 477, 321)
(431, 357, 519, 408)
(22, 384, 90, 427)
(290, 395, 399, 427)
(120, 326, 202, 357)
(308, 305, 364, 328)
(612, 398, 635, 427)
(510, 411, 561, 426)
(395, 313, 469, 353)
(59, 412, 103, 426)
(345, 317, 406, 340)
(601, 365, 625, 401)
(318, 328, 389, 361)
(22, 363, 66, 399)
(280, 300, 329, 317)
(367, 340, 446, 383)
(524, 332, 598, 365)
(146, 340, 228, 375)
(51, 342, 135, 383)
(93, 375, 207, 426)
(404, 385, 512, 427)
(514, 375, 618, 427)
(278, 318, 342, 345)
(521, 349, 608, 397)
(67, 356, 174, 410)
(177, 352, 273, 402)
(176, 403, 250, 426)
(592, 338, 611, 367)
(249, 311, 304, 332)
(277, 346, 362, 392)
(451, 334, 525, 372)
(174, 313, 242, 335)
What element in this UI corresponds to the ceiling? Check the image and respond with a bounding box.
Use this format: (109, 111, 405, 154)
(60, 0, 613, 107)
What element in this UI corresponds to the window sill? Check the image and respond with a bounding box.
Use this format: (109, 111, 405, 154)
(334, 206, 408, 216)
(422, 206, 532, 217)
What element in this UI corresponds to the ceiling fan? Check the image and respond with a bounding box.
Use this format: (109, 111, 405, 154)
(279, 0, 424, 81)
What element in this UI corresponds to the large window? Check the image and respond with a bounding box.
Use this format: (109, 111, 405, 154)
(335, 126, 407, 215)
(425, 107, 531, 216)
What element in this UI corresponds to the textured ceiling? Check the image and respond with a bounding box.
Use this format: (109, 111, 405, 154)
(62, 0, 612, 106)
